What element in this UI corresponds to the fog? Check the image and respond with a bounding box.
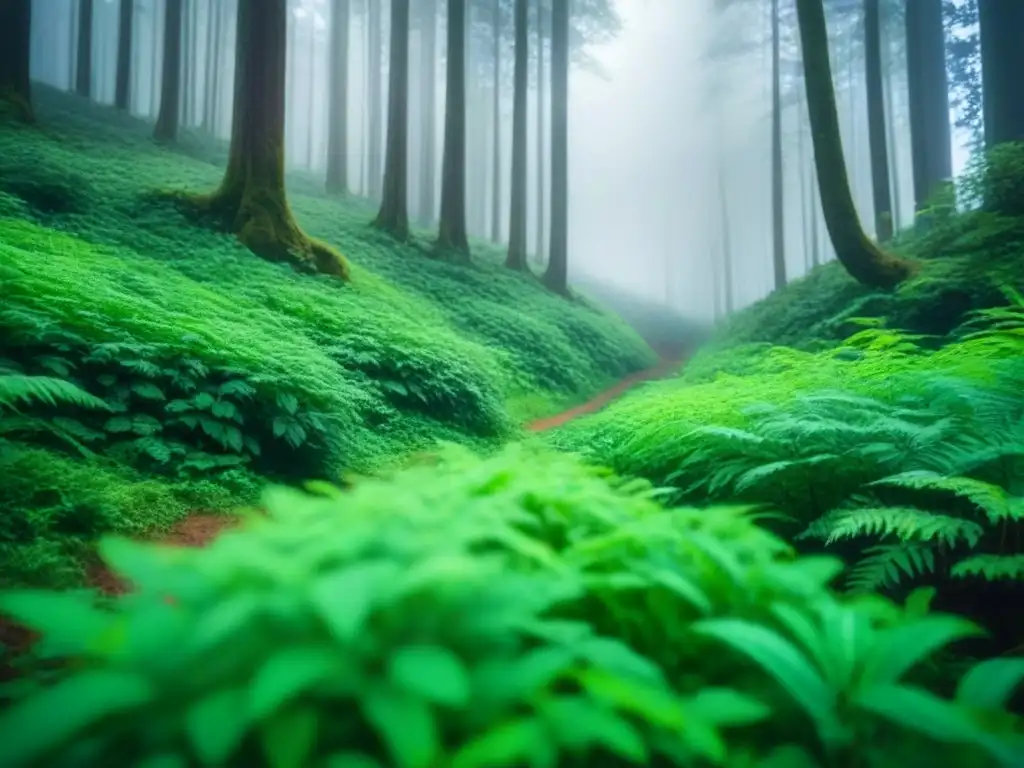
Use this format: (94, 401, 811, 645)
(28, 0, 972, 321)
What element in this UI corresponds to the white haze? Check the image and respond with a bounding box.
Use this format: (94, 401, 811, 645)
(29, 0, 972, 321)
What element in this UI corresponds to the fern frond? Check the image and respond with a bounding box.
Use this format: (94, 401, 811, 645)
(734, 453, 842, 494)
(810, 505, 983, 548)
(0, 374, 108, 412)
(869, 470, 1022, 524)
(951, 555, 1024, 582)
(846, 543, 937, 593)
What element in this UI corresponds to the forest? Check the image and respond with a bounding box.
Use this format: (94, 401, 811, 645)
(0, 0, 1023, 765)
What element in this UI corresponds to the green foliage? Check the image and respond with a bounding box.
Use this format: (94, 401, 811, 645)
(1, 445, 1021, 766)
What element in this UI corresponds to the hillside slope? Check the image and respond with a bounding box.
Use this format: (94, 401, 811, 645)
(0, 86, 654, 586)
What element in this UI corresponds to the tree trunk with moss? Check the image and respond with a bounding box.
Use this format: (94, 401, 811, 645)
(374, 0, 411, 239)
(864, 0, 893, 242)
(795, 0, 914, 289)
(326, 0, 350, 195)
(154, 0, 183, 143)
(0, 0, 33, 122)
(76, 0, 94, 98)
(115, 0, 134, 111)
(437, 0, 469, 255)
(189, 0, 348, 279)
(543, 0, 569, 295)
(505, 0, 529, 270)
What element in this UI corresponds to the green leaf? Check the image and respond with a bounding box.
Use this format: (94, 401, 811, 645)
(451, 717, 549, 768)
(308, 561, 401, 643)
(860, 616, 983, 687)
(854, 683, 984, 744)
(956, 658, 1024, 711)
(389, 645, 471, 707)
(211, 400, 237, 420)
(104, 415, 134, 433)
(132, 381, 166, 401)
(250, 646, 343, 719)
(0, 670, 154, 765)
(0, 591, 109, 656)
(539, 695, 648, 761)
(362, 685, 439, 768)
(575, 636, 664, 683)
(277, 393, 299, 414)
(323, 753, 384, 768)
(692, 618, 840, 739)
(687, 687, 772, 728)
(184, 687, 250, 765)
(193, 392, 216, 410)
(260, 705, 319, 768)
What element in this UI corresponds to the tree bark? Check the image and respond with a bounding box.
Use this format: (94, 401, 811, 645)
(864, 0, 893, 242)
(417, 0, 438, 223)
(505, 0, 529, 270)
(543, 0, 569, 295)
(76, 0, 94, 98)
(326, 0, 351, 195)
(115, 0, 134, 110)
(490, 0, 502, 243)
(770, 0, 786, 290)
(201, 0, 218, 131)
(977, 0, 1024, 148)
(188, 0, 347, 278)
(374, 0, 411, 238)
(306, 19, 317, 169)
(367, 0, 383, 199)
(905, 0, 952, 212)
(150, 0, 161, 116)
(795, 0, 914, 289)
(437, 0, 469, 255)
(0, 0, 33, 122)
(154, 0, 183, 143)
(534, 0, 546, 264)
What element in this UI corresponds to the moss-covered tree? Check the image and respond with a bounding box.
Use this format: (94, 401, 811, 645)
(326, 0, 350, 196)
(795, 0, 914, 289)
(115, 0, 134, 111)
(0, 0, 33, 122)
(187, 0, 348, 278)
(374, 0, 411, 239)
(153, 0, 183, 143)
(437, 0, 470, 256)
(76, 0, 94, 98)
(505, 0, 530, 270)
(543, 0, 569, 295)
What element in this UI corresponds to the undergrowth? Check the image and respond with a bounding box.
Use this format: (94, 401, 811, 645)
(1, 445, 1022, 766)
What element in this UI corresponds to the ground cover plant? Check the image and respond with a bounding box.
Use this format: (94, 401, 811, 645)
(1, 445, 1022, 767)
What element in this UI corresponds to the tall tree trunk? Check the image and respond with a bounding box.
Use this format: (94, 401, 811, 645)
(505, 0, 529, 270)
(864, 0, 893, 241)
(978, 0, 1024, 148)
(150, 0, 162, 117)
(717, 162, 734, 315)
(809, 161, 821, 267)
(154, 0, 183, 143)
(115, 0, 134, 110)
(905, 0, 952, 213)
(201, 0, 217, 131)
(306, 19, 317, 169)
(76, 0, 94, 98)
(437, 0, 469, 255)
(191, 0, 347, 277)
(770, 0, 786, 290)
(68, 0, 78, 91)
(326, 0, 351, 195)
(797, 84, 811, 271)
(490, 0, 502, 243)
(0, 0, 33, 122)
(374, 0, 411, 238)
(543, 0, 568, 294)
(534, 0, 546, 264)
(368, 0, 383, 199)
(418, 0, 438, 223)
(795, 0, 914, 289)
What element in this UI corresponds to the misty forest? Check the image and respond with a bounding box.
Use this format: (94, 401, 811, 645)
(1, 0, 1024, 764)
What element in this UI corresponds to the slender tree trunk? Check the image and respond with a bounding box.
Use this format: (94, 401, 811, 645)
(0, 0, 33, 122)
(154, 0, 183, 143)
(506, 0, 529, 270)
(150, 0, 162, 117)
(534, 0, 546, 264)
(978, 0, 1024, 148)
(201, 0, 217, 130)
(68, 0, 78, 91)
(418, 0, 438, 223)
(437, 0, 469, 255)
(326, 0, 351, 195)
(374, 0, 411, 238)
(797, 86, 810, 271)
(716, 160, 734, 314)
(490, 0, 502, 243)
(76, 0, 94, 98)
(795, 0, 914, 288)
(905, 0, 952, 213)
(368, 0, 383, 199)
(864, 0, 893, 241)
(543, 0, 568, 294)
(192, 0, 347, 277)
(306, 19, 317, 169)
(770, 0, 786, 289)
(883, 59, 902, 230)
(115, 0, 134, 110)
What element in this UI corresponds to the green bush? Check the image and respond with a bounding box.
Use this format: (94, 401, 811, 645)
(1, 445, 1022, 766)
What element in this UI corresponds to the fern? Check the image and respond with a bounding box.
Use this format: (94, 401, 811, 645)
(0, 374, 107, 412)
(804, 506, 984, 549)
(846, 543, 938, 593)
(951, 555, 1024, 582)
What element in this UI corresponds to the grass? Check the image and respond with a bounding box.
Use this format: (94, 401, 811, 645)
(0, 85, 655, 586)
